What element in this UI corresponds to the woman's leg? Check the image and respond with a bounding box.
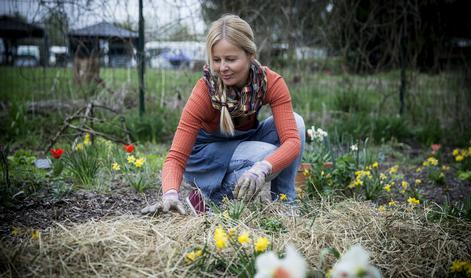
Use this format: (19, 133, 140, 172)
(213, 112, 305, 203)
(249, 112, 305, 201)
(211, 141, 277, 204)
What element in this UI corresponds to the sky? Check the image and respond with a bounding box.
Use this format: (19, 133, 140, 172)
(0, 0, 207, 38)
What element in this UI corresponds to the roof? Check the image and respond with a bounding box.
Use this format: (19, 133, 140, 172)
(69, 22, 138, 39)
(0, 15, 44, 38)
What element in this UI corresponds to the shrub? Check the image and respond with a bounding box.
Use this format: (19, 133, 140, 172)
(126, 107, 180, 143)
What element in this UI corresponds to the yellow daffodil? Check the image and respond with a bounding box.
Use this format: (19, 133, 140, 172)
(383, 184, 391, 192)
(238, 231, 251, 245)
(452, 149, 460, 156)
(416, 167, 423, 173)
(388, 165, 399, 174)
(185, 249, 203, 263)
(442, 165, 450, 171)
(372, 162, 379, 168)
(215, 239, 227, 249)
(415, 179, 422, 185)
(450, 260, 467, 272)
(303, 168, 310, 177)
(456, 155, 464, 162)
(388, 200, 397, 206)
(83, 133, 91, 145)
(31, 230, 40, 240)
(112, 162, 120, 171)
(349, 178, 363, 188)
(429, 157, 438, 166)
(75, 143, 84, 151)
(280, 193, 288, 201)
(378, 205, 386, 212)
(134, 157, 145, 168)
(254, 237, 270, 252)
(127, 155, 136, 164)
(214, 227, 228, 250)
(407, 197, 420, 205)
(401, 181, 409, 190)
(423, 157, 438, 167)
(380, 173, 387, 180)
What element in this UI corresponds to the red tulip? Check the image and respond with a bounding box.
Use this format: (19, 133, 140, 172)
(50, 148, 64, 159)
(431, 144, 441, 154)
(124, 144, 134, 153)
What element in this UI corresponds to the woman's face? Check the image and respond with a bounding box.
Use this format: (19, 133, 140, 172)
(211, 39, 253, 88)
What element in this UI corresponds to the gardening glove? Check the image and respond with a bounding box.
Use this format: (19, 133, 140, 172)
(140, 189, 186, 215)
(162, 189, 186, 214)
(234, 160, 272, 201)
(254, 181, 272, 204)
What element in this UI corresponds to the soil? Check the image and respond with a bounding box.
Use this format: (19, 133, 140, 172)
(0, 182, 160, 239)
(1, 149, 470, 240)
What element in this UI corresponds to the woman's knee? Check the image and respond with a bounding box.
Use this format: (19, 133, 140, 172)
(232, 141, 277, 163)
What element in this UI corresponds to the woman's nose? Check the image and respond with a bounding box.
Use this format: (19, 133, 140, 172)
(220, 61, 228, 71)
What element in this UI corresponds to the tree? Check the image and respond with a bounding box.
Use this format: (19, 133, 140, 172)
(325, 0, 471, 73)
(167, 24, 196, 41)
(43, 8, 69, 46)
(200, 0, 330, 65)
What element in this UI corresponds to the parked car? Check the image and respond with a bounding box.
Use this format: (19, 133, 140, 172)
(49, 46, 68, 66)
(149, 48, 191, 69)
(15, 45, 40, 67)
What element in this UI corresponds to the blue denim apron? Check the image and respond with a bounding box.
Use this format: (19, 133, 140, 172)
(183, 122, 262, 197)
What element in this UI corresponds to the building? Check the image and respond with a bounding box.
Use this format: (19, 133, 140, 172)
(68, 21, 138, 68)
(0, 15, 46, 66)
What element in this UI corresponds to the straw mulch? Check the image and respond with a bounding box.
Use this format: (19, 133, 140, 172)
(1, 199, 470, 277)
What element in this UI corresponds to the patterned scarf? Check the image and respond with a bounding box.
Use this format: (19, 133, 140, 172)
(202, 59, 267, 118)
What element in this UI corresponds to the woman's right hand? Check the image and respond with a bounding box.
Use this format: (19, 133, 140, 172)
(141, 189, 186, 215)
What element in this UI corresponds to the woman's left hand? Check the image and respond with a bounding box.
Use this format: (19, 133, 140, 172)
(233, 160, 272, 201)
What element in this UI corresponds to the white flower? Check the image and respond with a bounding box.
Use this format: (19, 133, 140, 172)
(255, 244, 307, 278)
(315, 128, 328, 141)
(307, 126, 315, 141)
(330, 244, 381, 278)
(350, 144, 358, 152)
(307, 126, 328, 142)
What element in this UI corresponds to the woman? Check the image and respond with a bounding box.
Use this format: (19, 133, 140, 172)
(142, 14, 305, 215)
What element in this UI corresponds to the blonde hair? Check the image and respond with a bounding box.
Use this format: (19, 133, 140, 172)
(206, 14, 257, 136)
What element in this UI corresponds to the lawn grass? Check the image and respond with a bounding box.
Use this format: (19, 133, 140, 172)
(0, 65, 469, 148)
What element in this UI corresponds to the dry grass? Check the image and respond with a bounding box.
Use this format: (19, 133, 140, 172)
(1, 199, 470, 277)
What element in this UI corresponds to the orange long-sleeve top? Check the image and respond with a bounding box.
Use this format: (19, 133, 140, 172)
(162, 67, 301, 193)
